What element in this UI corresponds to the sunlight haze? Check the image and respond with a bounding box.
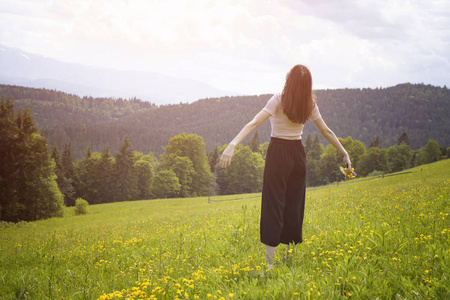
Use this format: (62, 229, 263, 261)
(1, 0, 449, 98)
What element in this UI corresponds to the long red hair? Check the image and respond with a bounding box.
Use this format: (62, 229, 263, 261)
(280, 65, 314, 124)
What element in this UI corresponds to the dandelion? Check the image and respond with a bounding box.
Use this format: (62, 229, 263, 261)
(339, 166, 357, 178)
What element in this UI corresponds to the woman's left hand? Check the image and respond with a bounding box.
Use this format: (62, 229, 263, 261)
(219, 144, 235, 168)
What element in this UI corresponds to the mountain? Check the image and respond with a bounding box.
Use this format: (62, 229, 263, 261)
(0, 44, 238, 105)
(2, 83, 449, 160)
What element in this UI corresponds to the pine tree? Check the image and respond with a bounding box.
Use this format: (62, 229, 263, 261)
(248, 130, 260, 152)
(51, 145, 75, 205)
(114, 136, 138, 201)
(85, 143, 92, 158)
(304, 134, 313, 155)
(439, 146, 447, 158)
(97, 145, 115, 203)
(208, 145, 220, 173)
(309, 134, 324, 161)
(61, 142, 76, 206)
(62, 142, 75, 179)
(398, 132, 410, 146)
(0, 98, 63, 222)
(306, 134, 324, 186)
(51, 145, 64, 186)
(369, 135, 380, 148)
(74, 145, 102, 203)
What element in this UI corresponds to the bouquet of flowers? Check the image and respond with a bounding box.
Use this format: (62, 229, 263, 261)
(339, 166, 356, 179)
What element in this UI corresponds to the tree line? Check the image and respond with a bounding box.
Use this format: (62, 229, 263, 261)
(3, 83, 449, 160)
(57, 128, 447, 205)
(0, 84, 155, 129)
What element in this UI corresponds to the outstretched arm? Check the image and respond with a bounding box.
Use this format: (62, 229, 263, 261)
(313, 117, 352, 169)
(219, 110, 271, 168)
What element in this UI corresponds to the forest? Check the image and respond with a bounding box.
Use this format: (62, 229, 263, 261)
(2, 83, 449, 160)
(1, 84, 449, 222)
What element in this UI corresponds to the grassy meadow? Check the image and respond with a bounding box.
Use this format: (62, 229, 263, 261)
(1, 160, 449, 299)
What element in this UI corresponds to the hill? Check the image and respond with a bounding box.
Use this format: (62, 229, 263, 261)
(1, 160, 448, 298)
(2, 83, 449, 159)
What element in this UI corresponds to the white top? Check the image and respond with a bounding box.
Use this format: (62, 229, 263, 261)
(263, 93, 322, 140)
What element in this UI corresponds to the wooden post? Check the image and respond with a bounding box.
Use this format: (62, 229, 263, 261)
(208, 196, 210, 204)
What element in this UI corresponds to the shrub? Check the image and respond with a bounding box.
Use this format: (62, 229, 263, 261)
(74, 198, 89, 215)
(367, 170, 384, 177)
(0, 221, 31, 228)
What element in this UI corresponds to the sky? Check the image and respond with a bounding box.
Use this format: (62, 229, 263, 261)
(0, 0, 449, 96)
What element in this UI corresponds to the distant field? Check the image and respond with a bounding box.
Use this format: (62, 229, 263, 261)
(1, 160, 449, 299)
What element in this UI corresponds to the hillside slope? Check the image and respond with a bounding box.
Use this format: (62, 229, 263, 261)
(1, 160, 448, 298)
(3, 83, 449, 158)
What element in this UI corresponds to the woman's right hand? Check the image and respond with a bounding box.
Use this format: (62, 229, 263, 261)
(219, 144, 236, 168)
(343, 153, 352, 170)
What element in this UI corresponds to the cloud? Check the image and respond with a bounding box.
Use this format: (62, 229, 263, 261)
(284, 0, 410, 40)
(0, 0, 449, 96)
(277, 0, 450, 88)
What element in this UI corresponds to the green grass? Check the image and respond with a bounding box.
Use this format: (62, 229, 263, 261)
(1, 160, 449, 299)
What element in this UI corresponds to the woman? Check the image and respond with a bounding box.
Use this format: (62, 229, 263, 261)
(219, 65, 352, 266)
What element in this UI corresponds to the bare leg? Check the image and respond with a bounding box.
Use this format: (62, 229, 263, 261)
(285, 244, 291, 259)
(265, 245, 276, 265)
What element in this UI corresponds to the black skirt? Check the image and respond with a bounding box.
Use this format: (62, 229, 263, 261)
(260, 137, 306, 247)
